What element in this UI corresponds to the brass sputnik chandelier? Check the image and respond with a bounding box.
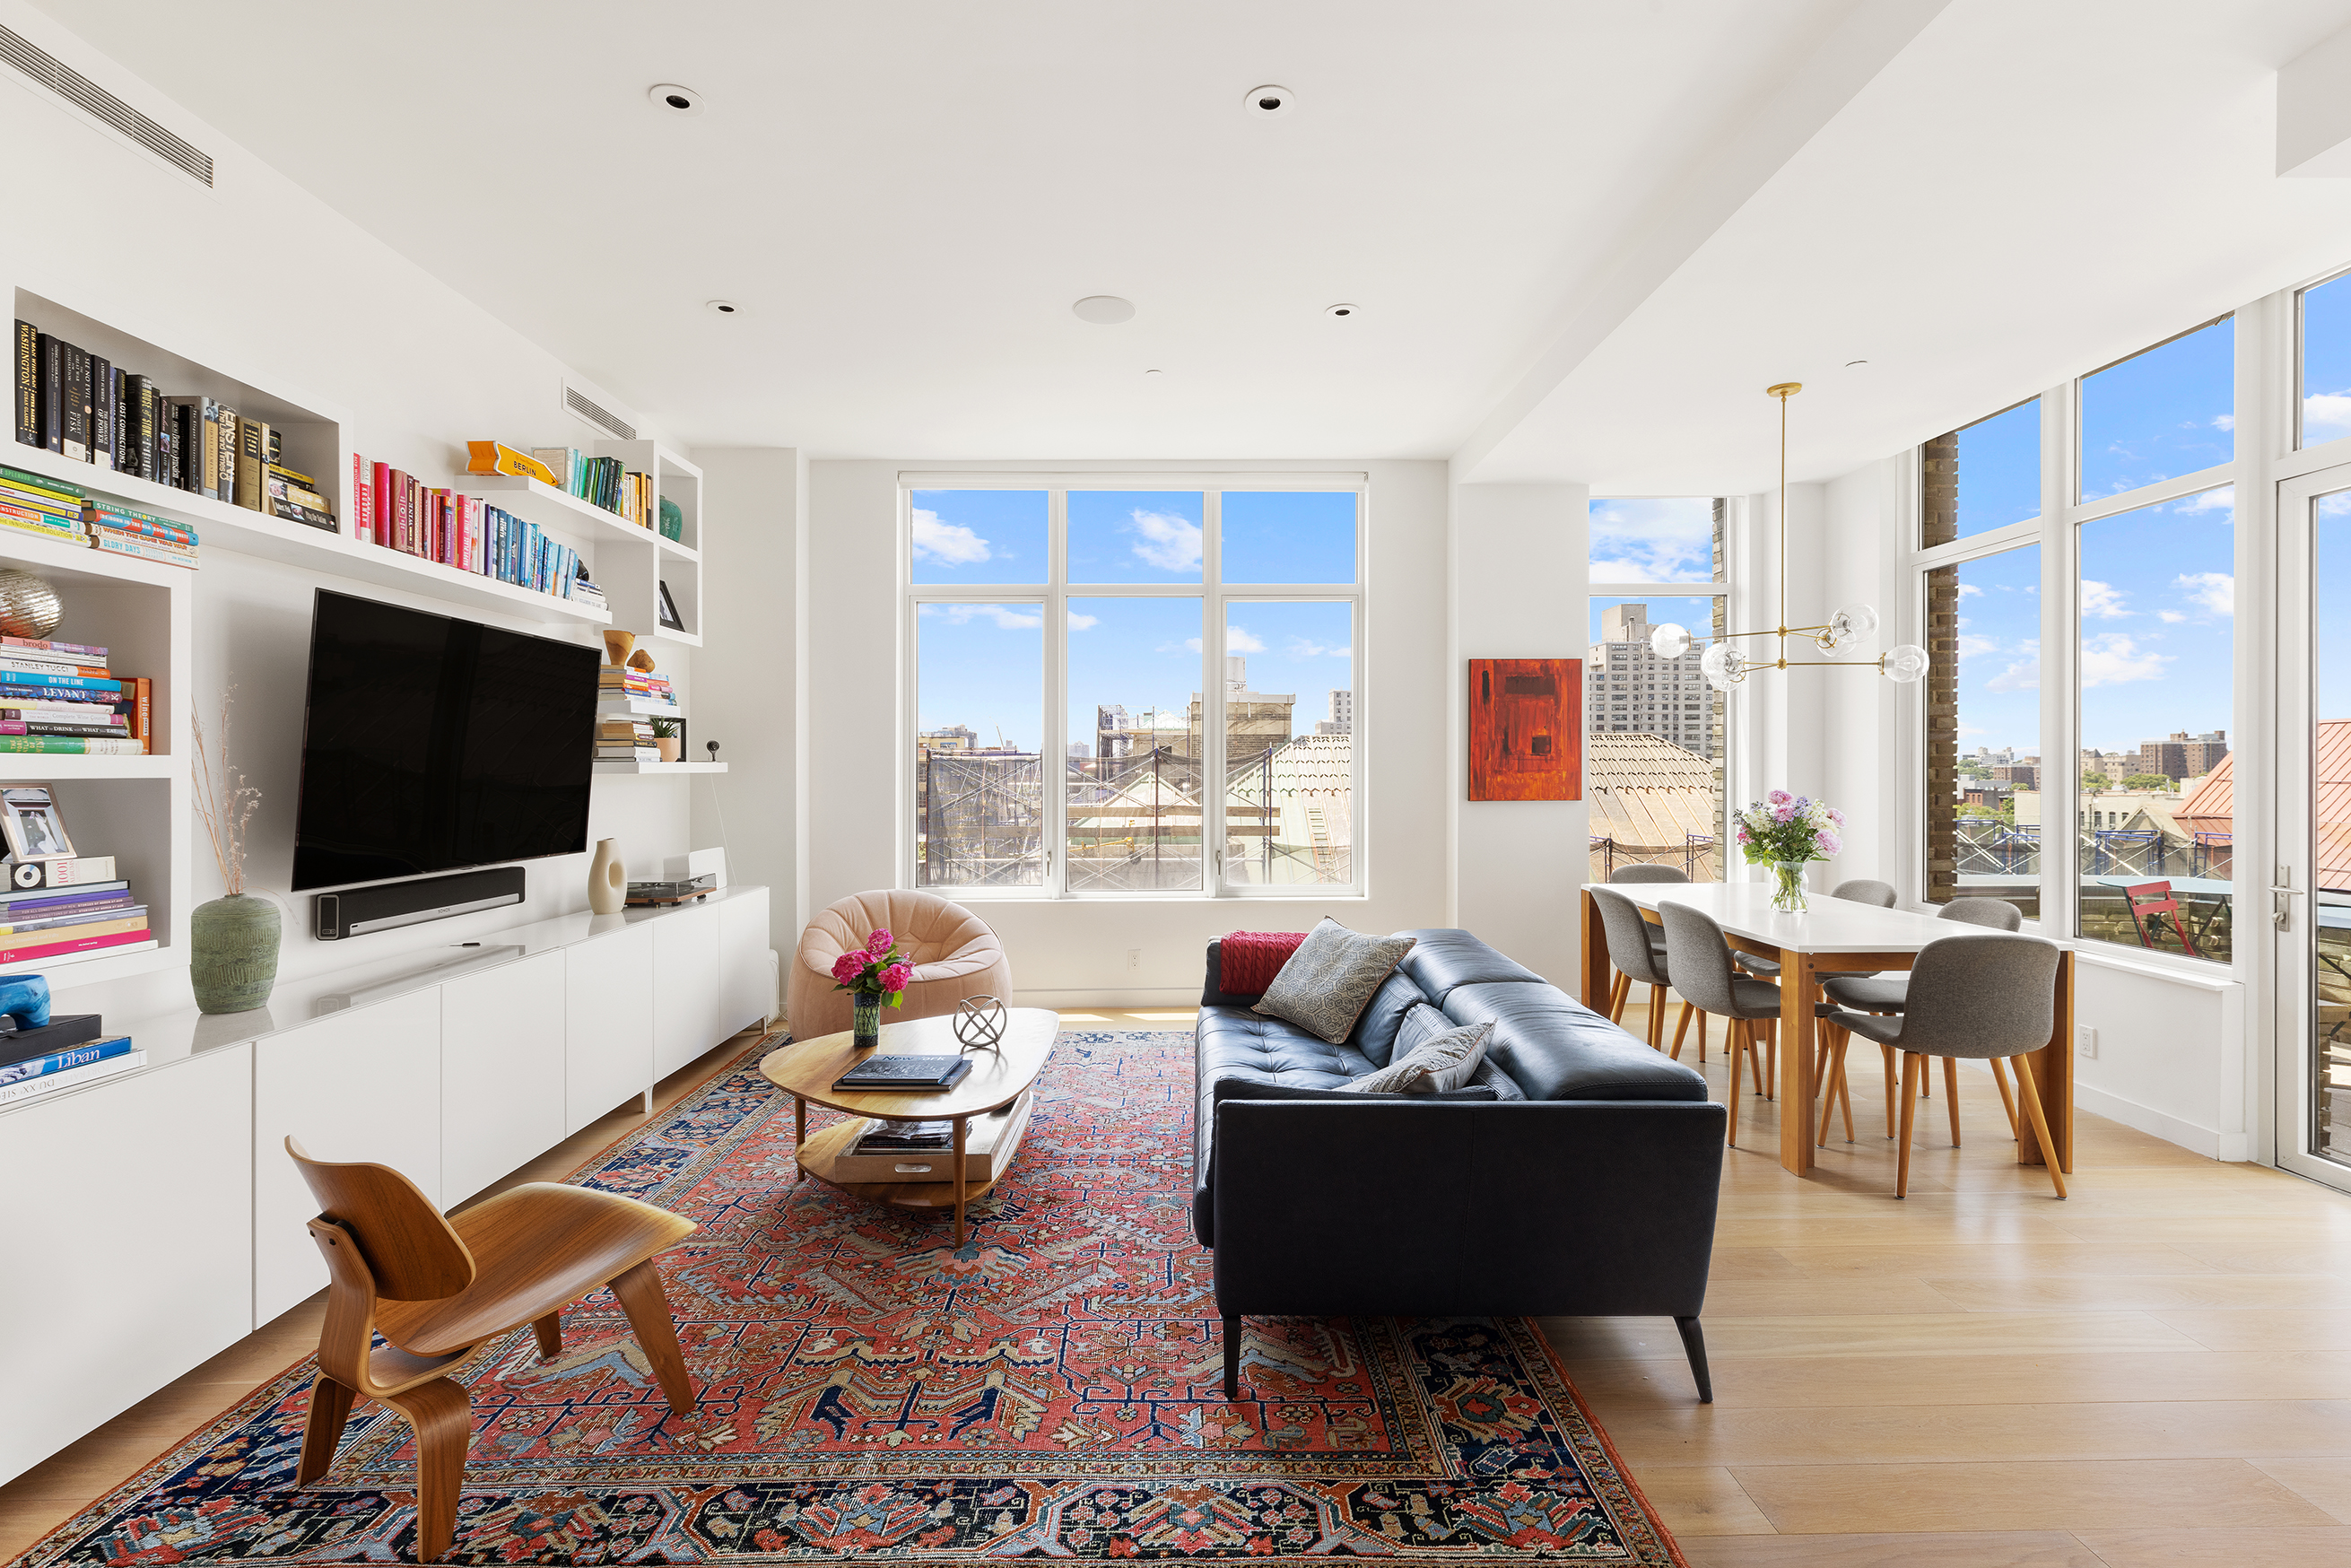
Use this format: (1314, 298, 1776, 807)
(1647, 381, 1929, 690)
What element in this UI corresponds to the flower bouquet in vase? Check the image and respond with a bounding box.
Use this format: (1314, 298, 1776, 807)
(832, 928, 912, 1048)
(1734, 790, 1844, 913)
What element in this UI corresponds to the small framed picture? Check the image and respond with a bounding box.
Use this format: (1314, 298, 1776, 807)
(657, 579, 686, 632)
(0, 785, 74, 862)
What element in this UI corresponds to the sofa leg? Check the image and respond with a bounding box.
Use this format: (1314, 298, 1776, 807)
(1223, 1315, 1241, 1401)
(1675, 1316, 1713, 1404)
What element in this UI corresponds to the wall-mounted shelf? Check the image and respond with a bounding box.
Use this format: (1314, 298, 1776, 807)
(596, 696, 683, 718)
(466, 473, 665, 552)
(592, 760, 726, 775)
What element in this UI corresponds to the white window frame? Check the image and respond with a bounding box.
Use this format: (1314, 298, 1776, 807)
(899, 472, 1369, 902)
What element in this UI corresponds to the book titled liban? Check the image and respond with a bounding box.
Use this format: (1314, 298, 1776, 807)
(0, 1034, 134, 1087)
(0, 1041, 144, 1106)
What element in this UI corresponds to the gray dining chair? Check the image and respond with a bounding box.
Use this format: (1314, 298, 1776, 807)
(1589, 885, 1682, 1055)
(1817, 897, 2026, 1146)
(1659, 901, 1786, 1145)
(1610, 865, 1690, 884)
(1819, 931, 2064, 1198)
(1606, 867, 1702, 1057)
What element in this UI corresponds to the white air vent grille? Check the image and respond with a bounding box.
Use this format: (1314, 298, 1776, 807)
(563, 384, 636, 441)
(0, 25, 213, 187)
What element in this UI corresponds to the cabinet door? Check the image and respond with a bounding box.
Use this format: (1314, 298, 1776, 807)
(442, 950, 566, 1205)
(253, 989, 442, 1325)
(0, 1045, 253, 1485)
(718, 893, 773, 1039)
(653, 904, 720, 1079)
(565, 922, 655, 1135)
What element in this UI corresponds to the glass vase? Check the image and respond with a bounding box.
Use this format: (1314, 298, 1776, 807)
(852, 991, 882, 1048)
(1770, 861, 1810, 913)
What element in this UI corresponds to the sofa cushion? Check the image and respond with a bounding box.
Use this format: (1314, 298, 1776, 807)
(1348, 1017, 1492, 1093)
(1392, 928, 1546, 1006)
(1252, 919, 1416, 1044)
(1468, 1055, 1528, 1102)
(1195, 1004, 1380, 1198)
(1443, 981, 1708, 1102)
(1351, 971, 1430, 1067)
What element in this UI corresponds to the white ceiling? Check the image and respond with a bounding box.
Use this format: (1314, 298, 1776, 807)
(32, 0, 2351, 486)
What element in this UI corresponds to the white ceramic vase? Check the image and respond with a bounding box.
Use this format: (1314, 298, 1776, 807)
(588, 838, 625, 914)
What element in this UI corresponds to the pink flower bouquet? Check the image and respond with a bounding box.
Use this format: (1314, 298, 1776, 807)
(832, 928, 913, 1007)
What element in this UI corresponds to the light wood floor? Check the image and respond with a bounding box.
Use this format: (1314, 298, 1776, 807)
(6, 1008, 2350, 1568)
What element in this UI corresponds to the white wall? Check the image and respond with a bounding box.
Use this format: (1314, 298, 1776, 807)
(790, 457, 1451, 1009)
(1448, 483, 1588, 984)
(0, 4, 705, 1024)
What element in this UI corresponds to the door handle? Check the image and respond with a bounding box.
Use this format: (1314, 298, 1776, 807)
(2273, 871, 2306, 931)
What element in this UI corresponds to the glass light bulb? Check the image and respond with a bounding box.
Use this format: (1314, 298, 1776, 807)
(1830, 603, 1880, 643)
(1882, 643, 1929, 684)
(1650, 623, 1690, 659)
(1700, 641, 1742, 691)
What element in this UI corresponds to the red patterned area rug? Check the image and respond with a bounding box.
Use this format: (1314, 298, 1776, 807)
(11, 1030, 1684, 1566)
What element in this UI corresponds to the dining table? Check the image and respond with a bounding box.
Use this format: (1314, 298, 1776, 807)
(1579, 881, 2074, 1178)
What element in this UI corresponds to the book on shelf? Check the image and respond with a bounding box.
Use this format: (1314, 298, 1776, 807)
(0, 1035, 134, 1087)
(4, 858, 119, 889)
(0, 1013, 105, 1070)
(0, 925, 152, 963)
(0, 1043, 144, 1106)
(10, 323, 34, 450)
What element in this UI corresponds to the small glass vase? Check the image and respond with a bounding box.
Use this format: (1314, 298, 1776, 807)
(852, 991, 882, 1048)
(1770, 861, 1810, 913)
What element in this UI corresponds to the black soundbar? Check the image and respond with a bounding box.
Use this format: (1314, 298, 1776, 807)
(312, 867, 526, 941)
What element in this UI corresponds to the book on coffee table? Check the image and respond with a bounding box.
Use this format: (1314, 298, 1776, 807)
(832, 1054, 973, 1092)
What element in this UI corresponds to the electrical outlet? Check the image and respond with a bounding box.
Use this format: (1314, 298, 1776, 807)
(1127, 948, 1141, 971)
(2077, 1024, 2097, 1059)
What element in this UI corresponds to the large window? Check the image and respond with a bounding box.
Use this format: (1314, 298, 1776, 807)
(1585, 498, 1728, 882)
(1923, 544, 2042, 918)
(910, 481, 1364, 898)
(2077, 317, 2233, 501)
(2300, 270, 2351, 449)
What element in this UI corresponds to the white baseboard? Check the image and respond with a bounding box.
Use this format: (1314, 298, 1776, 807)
(1014, 988, 1202, 1012)
(2071, 1078, 2228, 1160)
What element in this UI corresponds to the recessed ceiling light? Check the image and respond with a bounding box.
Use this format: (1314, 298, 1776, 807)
(1143, 369, 1164, 379)
(1072, 295, 1136, 325)
(1244, 84, 1294, 118)
(1325, 302, 1360, 319)
(649, 83, 703, 116)
(1845, 359, 1869, 368)
(706, 300, 741, 316)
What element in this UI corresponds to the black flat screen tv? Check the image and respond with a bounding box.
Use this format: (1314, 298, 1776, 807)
(291, 589, 598, 892)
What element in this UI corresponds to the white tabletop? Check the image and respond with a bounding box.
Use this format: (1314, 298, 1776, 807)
(1583, 880, 1969, 954)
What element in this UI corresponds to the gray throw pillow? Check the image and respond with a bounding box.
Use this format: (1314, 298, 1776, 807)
(1251, 918, 1416, 1045)
(1344, 1019, 1493, 1093)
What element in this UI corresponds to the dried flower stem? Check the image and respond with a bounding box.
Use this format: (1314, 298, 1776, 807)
(190, 689, 260, 897)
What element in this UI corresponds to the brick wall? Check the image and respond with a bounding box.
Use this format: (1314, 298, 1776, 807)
(1922, 433, 1960, 902)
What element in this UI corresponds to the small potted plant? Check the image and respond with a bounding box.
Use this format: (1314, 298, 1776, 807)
(1734, 789, 1844, 913)
(831, 928, 912, 1048)
(650, 716, 682, 762)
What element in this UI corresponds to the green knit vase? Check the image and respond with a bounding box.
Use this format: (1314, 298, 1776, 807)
(191, 893, 281, 1014)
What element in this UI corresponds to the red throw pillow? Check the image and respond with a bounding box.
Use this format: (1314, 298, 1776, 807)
(1221, 930, 1309, 995)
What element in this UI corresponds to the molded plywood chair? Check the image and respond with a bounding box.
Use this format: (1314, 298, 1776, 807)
(787, 890, 1013, 1040)
(1818, 933, 2064, 1198)
(1659, 901, 1786, 1144)
(1608, 864, 1690, 884)
(286, 1138, 699, 1563)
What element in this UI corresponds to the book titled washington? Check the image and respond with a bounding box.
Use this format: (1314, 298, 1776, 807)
(832, 1054, 974, 1092)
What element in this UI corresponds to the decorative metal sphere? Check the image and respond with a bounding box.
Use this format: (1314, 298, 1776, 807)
(0, 571, 63, 639)
(953, 995, 1008, 1052)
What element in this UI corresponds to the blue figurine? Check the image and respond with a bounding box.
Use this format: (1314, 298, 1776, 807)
(0, 972, 52, 1030)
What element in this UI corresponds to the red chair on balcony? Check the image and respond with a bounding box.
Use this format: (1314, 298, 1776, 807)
(2123, 880, 2200, 957)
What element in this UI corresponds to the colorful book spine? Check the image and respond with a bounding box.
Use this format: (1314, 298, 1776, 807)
(4, 636, 106, 657)
(0, 927, 150, 963)
(0, 669, 118, 693)
(86, 505, 197, 545)
(0, 1046, 144, 1105)
(11, 321, 34, 449)
(0, 1036, 135, 1086)
(353, 453, 371, 544)
(0, 736, 144, 754)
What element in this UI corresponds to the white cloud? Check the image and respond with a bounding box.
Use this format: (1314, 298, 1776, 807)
(1227, 627, 1268, 654)
(2174, 485, 2235, 517)
(2079, 579, 2129, 618)
(2158, 610, 2186, 623)
(1987, 638, 2042, 693)
(2079, 632, 2169, 687)
(2307, 392, 2351, 442)
(1067, 611, 1099, 631)
(1955, 633, 1999, 660)
(2212, 414, 2236, 431)
(1286, 637, 1351, 658)
(1957, 582, 1983, 599)
(1159, 638, 1206, 654)
(2175, 570, 2233, 617)
(927, 603, 1041, 630)
(1126, 509, 1202, 572)
(911, 508, 991, 566)
(1957, 723, 1989, 737)
(1587, 497, 1716, 582)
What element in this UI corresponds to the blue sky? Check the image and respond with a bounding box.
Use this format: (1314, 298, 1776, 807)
(2079, 317, 2233, 499)
(1947, 544, 2041, 755)
(2303, 271, 2351, 446)
(912, 490, 1355, 754)
(1589, 496, 1715, 582)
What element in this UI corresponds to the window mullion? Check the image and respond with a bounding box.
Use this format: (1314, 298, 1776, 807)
(1047, 490, 1068, 898)
(1205, 490, 1225, 895)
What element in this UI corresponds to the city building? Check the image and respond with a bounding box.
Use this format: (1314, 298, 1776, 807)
(1177, 658, 1297, 771)
(1316, 688, 1354, 736)
(1585, 733, 1720, 881)
(2138, 729, 2229, 783)
(1584, 603, 1715, 759)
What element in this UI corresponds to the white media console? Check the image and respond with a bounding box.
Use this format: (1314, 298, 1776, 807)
(0, 884, 771, 1485)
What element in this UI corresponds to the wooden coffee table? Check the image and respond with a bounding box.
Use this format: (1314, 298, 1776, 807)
(760, 1008, 1058, 1245)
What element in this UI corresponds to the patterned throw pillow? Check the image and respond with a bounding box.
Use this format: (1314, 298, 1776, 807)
(1343, 1019, 1493, 1093)
(1250, 918, 1417, 1044)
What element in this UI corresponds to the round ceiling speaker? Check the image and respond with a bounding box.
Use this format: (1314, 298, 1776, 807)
(1244, 84, 1294, 118)
(1072, 295, 1136, 325)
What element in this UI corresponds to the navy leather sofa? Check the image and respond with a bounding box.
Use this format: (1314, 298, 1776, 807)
(1195, 928, 1724, 1401)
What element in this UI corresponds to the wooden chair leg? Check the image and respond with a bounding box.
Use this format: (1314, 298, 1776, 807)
(1816, 1036, 1850, 1146)
(1726, 1020, 1745, 1146)
(1990, 1057, 2020, 1139)
(532, 1313, 562, 1359)
(1882, 1043, 1897, 1138)
(611, 1258, 698, 1417)
(1608, 973, 1630, 1023)
(2009, 1052, 2069, 1199)
(381, 1376, 471, 1564)
(1696, 1010, 1708, 1063)
(297, 1372, 356, 1486)
(1838, 1048, 1855, 1142)
(1764, 1022, 1777, 1100)
(1943, 1056, 1963, 1146)
(1649, 983, 1667, 1051)
(1670, 1002, 1695, 1060)
(1895, 1050, 1924, 1197)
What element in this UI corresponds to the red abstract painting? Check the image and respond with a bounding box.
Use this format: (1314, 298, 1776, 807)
(1468, 658, 1581, 801)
